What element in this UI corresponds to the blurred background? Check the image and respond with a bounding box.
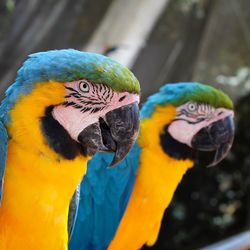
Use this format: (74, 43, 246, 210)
(0, 0, 250, 249)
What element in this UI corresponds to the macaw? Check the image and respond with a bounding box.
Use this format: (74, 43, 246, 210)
(0, 49, 140, 250)
(69, 82, 235, 250)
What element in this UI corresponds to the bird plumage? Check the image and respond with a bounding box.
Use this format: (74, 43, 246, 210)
(141, 82, 232, 118)
(69, 144, 141, 250)
(0, 49, 139, 125)
(0, 49, 140, 250)
(69, 82, 234, 250)
(0, 122, 7, 203)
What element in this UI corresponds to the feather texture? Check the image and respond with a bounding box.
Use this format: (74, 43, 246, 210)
(69, 144, 140, 250)
(141, 82, 233, 118)
(0, 122, 8, 204)
(0, 49, 139, 124)
(0, 49, 140, 250)
(69, 82, 233, 250)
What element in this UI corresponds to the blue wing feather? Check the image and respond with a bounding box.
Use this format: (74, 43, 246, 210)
(0, 121, 8, 204)
(69, 143, 141, 250)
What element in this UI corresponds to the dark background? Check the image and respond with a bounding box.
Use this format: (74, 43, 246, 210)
(0, 0, 250, 249)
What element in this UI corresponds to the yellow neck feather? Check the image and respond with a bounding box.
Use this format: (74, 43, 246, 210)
(138, 105, 193, 195)
(109, 105, 194, 250)
(0, 81, 88, 250)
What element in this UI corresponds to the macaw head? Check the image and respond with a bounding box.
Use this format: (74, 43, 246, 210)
(1, 49, 140, 166)
(140, 82, 234, 167)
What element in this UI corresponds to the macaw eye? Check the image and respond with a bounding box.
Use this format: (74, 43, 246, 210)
(187, 102, 197, 112)
(79, 80, 90, 93)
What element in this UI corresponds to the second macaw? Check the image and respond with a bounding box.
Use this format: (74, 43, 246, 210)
(0, 49, 140, 250)
(69, 82, 235, 250)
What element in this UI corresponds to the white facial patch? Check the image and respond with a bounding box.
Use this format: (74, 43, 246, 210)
(52, 79, 140, 141)
(168, 102, 234, 147)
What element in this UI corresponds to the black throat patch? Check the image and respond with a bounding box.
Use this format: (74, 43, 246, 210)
(41, 106, 86, 160)
(160, 125, 195, 161)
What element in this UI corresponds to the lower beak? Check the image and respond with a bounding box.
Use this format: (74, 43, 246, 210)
(78, 102, 140, 166)
(191, 116, 235, 166)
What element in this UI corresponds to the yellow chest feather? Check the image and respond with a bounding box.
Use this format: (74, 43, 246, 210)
(0, 82, 88, 250)
(109, 105, 194, 250)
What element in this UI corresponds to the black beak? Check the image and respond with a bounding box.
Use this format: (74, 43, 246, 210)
(78, 102, 140, 166)
(191, 116, 235, 166)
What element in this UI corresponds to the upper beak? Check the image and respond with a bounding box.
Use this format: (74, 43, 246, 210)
(78, 102, 140, 166)
(191, 115, 235, 166)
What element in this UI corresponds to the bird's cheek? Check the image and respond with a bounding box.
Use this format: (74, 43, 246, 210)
(52, 104, 98, 141)
(168, 120, 205, 147)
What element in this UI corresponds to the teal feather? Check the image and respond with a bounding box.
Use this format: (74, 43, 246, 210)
(69, 144, 141, 250)
(0, 122, 8, 204)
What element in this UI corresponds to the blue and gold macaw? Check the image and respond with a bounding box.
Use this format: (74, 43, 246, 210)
(69, 82, 235, 250)
(0, 49, 140, 250)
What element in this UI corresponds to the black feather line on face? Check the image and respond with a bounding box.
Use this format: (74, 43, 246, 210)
(105, 87, 111, 101)
(176, 109, 189, 117)
(119, 96, 126, 102)
(93, 84, 98, 94)
(96, 88, 102, 100)
(172, 117, 206, 124)
(99, 84, 103, 92)
(109, 91, 114, 102)
(65, 86, 78, 93)
(63, 101, 77, 107)
(72, 93, 81, 98)
(64, 93, 81, 99)
(103, 85, 108, 97)
(80, 100, 107, 106)
(80, 107, 92, 113)
(72, 104, 82, 109)
(90, 107, 102, 113)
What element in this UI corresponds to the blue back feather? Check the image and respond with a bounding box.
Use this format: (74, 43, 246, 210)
(0, 122, 8, 204)
(69, 143, 140, 250)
